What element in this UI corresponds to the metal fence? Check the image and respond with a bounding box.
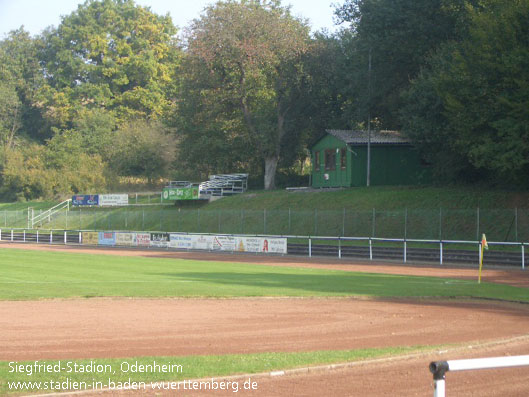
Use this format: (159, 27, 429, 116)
(1, 227, 527, 268)
(3, 207, 529, 243)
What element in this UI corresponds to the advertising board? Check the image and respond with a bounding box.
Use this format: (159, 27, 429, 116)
(235, 236, 287, 254)
(162, 187, 199, 201)
(81, 231, 99, 245)
(264, 237, 288, 254)
(115, 232, 137, 246)
(169, 234, 194, 249)
(98, 231, 116, 246)
(136, 233, 151, 247)
(212, 235, 237, 251)
(150, 232, 169, 248)
(99, 194, 128, 206)
(72, 195, 98, 206)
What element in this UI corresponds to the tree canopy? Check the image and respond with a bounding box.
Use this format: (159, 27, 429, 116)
(1, 0, 529, 200)
(38, 0, 180, 127)
(181, 0, 311, 189)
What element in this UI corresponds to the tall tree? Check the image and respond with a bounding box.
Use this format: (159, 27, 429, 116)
(182, 0, 311, 189)
(0, 28, 44, 145)
(335, 0, 475, 128)
(402, 0, 529, 184)
(38, 0, 180, 128)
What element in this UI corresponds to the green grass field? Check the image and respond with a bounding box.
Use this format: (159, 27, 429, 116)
(0, 248, 528, 301)
(1, 247, 528, 395)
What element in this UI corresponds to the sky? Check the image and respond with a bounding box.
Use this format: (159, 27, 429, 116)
(0, 0, 345, 38)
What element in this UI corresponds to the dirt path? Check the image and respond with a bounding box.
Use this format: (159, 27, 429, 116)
(2, 298, 529, 361)
(2, 242, 529, 288)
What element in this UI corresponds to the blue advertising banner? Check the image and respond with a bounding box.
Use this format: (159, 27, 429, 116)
(72, 195, 99, 206)
(98, 231, 116, 246)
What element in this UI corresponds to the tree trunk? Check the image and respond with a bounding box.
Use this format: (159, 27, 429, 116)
(264, 156, 279, 190)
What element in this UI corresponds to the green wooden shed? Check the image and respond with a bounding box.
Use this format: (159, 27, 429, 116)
(311, 130, 431, 188)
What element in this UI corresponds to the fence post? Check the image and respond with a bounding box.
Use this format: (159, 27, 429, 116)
(342, 208, 346, 237)
(338, 238, 341, 259)
(372, 208, 376, 237)
(515, 208, 518, 242)
(522, 244, 525, 270)
(404, 208, 408, 240)
(440, 241, 443, 265)
(50, 230, 53, 245)
(476, 207, 480, 241)
(314, 209, 317, 235)
(36, 230, 39, 243)
(288, 208, 291, 235)
(439, 208, 442, 240)
(404, 240, 407, 263)
(308, 237, 312, 258)
(369, 238, 373, 260)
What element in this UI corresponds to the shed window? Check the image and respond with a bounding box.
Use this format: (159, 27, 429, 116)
(314, 151, 320, 171)
(325, 149, 336, 171)
(340, 148, 347, 169)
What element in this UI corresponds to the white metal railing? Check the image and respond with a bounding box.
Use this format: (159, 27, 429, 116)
(199, 174, 248, 196)
(1, 227, 527, 269)
(28, 199, 71, 228)
(430, 355, 529, 397)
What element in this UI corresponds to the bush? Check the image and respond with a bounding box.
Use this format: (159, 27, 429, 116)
(0, 143, 108, 200)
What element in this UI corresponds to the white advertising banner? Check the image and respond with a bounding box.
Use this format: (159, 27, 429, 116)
(169, 234, 194, 249)
(136, 233, 151, 247)
(99, 194, 128, 206)
(144, 233, 287, 254)
(235, 236, 287, 254)
(212, 235, 237, 251)
(115, 232, 137, 246)
(192, 235, 214, 250)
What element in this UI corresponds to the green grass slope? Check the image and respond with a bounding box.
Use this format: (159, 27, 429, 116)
(2, 186, 529, 240)
(205, 186, 529, 211)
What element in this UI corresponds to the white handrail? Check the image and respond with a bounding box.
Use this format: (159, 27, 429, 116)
(30, 199, 71, 228)
(430, 355, 529, 397)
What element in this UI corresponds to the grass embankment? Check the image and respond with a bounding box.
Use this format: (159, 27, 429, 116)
(0, 248, 527, 301)
(2, 186, 529, 240)
(205, 186, 529, 210)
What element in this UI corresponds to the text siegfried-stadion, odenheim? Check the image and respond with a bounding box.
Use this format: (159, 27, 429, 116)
(8, 360, 183, 375)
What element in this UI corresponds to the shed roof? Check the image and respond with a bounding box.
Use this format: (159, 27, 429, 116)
(326, 129, 410, 145)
